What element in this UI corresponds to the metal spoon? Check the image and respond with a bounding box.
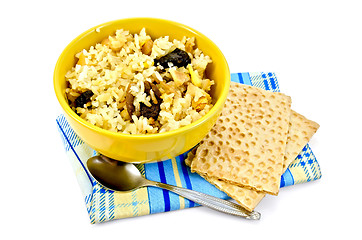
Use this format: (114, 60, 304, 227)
(86, 155, 261, 220)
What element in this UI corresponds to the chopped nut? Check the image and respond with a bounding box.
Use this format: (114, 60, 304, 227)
(121, 108, 131, 121)
(101, 37, 111, 47)
(158, 81, 176, 94)
(185, 37, 195, 53)
(170, 68, 190, 86)
(192, 96, 208, 112)
(141, 39, 153, 56)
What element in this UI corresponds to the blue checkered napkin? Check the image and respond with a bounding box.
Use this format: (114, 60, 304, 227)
(56, 72, 322, 223)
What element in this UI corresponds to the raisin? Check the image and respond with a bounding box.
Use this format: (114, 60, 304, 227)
(154, 48, 191, 69)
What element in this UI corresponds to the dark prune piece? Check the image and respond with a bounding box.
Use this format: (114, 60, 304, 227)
(139, 82, 162, 119)
(144, 81, 161, 99)
(154, 48, 191, 69)
(74, 90, 93, 108)
(143, 81, 151, 94)
(125, 82, 163, 120)
(139, 102, 161, 120)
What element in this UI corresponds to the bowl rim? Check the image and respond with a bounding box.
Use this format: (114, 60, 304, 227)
(54, 17, 230, 140)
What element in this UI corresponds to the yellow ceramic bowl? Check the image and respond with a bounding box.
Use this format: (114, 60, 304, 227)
(54, 18, 230, 163)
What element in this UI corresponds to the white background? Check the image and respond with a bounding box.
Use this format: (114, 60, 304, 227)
(1, 0, 361, 239)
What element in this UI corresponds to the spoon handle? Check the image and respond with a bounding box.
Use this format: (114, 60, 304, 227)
(149, 181, 260, 220)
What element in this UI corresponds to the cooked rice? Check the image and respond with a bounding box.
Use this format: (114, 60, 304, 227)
(65, 28, 214, 134)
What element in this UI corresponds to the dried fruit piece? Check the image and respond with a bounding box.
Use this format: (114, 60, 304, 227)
(154, 48, 191, 69)
(74, 90, 93, 108)
(126, 81, 163, 120)
(140, 82, 162, 119)
(125, 83, 135, 118)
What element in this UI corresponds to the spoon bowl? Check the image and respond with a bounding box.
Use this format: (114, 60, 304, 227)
(87, 155, 261, 220)
(87, 155, 146, 191)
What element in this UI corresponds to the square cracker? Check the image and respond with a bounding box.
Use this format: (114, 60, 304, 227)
(190, 82, 292, 195)
(283, 110, 320, 172)
(186, 148, 265, 212)
(186, 110, 319, 211)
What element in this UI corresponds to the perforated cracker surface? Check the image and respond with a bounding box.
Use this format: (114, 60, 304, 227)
(185, 149, 265, 211)
(283, 110, 320, 171)
(186, 111, 319, 211)
(190, 82, 292, 195)
(205, 176, 265, 211)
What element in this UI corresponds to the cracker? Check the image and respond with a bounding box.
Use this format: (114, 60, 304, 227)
(283, 110, 320, 171)
(186, 148, 265, 211)
(190, 82, 292, 195)
(186, 110, 318, 211)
